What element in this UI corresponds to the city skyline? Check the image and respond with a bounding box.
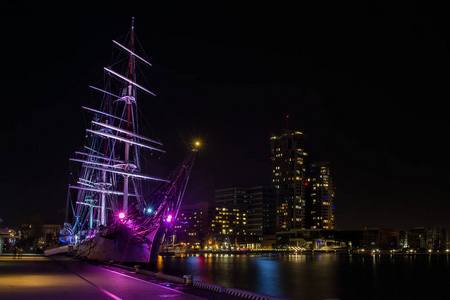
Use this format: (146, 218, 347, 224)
(1, 3, 449, 231)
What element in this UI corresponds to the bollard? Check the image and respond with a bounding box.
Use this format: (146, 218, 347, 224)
(183, 274, 193, 285)
(134, 265, 141, 273)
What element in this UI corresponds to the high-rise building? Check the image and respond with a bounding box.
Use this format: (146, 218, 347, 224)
(246, 186, 277, 235)
(269, 129, 308, 231)
(306, 162, 336, 229)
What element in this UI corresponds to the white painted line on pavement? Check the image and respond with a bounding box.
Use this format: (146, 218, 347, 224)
(100, 266, 186, 294)
(52, 258, 123, 300)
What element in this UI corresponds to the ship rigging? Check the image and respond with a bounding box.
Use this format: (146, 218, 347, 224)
(61, 18, 198, 263)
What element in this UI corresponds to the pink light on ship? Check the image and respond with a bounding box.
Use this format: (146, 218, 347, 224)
(166, 214, 173, 222)
(119, 212, 125, 219)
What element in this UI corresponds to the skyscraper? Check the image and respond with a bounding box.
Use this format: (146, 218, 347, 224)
(306, 161, 336, 229)
(269, 129, 308, 231)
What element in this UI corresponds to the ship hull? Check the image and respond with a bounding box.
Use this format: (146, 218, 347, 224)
(75, 223, 165, 263)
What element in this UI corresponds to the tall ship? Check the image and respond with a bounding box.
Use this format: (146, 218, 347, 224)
(59, 19, 198, 263)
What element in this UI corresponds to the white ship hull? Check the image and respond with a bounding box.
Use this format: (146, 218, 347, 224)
(75, 223, 166, 263)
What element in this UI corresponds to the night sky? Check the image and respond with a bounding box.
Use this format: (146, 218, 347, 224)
(1, 3, 449, 231)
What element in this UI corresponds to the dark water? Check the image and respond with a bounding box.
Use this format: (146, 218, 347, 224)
(149, 253, 450, 300)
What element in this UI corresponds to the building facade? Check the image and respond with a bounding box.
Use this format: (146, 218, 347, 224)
(408, 227, 448, 250)
(211, 205, 248, 236)
(306, 162, 336, 229)
(172, 204, 209, 248)
(214, 186, 277, 236)
(270, 130, 308, 230)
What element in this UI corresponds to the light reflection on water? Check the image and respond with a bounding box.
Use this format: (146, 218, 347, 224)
(151, 253, 450, 300)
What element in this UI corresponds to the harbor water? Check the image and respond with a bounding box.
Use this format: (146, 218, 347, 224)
(149, 253, 450, 300)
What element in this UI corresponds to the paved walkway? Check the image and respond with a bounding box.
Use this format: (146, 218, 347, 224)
(0, 255, 206, 299)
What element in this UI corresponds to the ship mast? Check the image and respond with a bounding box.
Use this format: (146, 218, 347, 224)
(65, 20, 200, 263)
(123, 17, 136, 217)
(70, 18, 163, 234)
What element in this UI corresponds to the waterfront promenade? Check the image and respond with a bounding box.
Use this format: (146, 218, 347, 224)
(0, 254, 208, 300)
